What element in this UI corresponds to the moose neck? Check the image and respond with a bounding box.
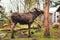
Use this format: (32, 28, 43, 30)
(32, 10, 44, 20)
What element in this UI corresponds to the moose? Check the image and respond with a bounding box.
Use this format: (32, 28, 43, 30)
(11, 8, 44, 38)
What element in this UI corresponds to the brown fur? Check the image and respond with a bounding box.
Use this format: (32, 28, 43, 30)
(11, 8, 44, 38)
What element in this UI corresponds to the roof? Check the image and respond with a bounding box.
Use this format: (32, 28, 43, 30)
(56, 6, 60, 12)
(49, 5, 60, 13)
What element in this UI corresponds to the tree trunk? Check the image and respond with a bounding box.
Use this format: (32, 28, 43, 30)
(0, 12, 12, 28)
(44, 0, 50, 36)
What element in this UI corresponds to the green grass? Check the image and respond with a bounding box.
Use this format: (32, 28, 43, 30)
(0, 24, 60, 40)
(0, 27, 60, 40)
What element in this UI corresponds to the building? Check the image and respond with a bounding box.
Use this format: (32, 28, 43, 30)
(56, 6, 60, 23)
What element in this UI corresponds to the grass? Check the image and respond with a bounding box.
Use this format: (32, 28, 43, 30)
(0, 23, 60, 40)
(0, 27, 60, 40)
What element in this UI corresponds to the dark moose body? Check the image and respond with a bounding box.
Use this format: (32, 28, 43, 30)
(11, 8, 44, 38)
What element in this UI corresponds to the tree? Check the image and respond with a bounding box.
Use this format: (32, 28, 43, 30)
(0, 6, 12, 28)
(44, 0, 50, 36)
(50, 0, 60, 7)
(10, 0, 19, 12)
(24, 0, 36, 11)
(24, 0, 40, 11)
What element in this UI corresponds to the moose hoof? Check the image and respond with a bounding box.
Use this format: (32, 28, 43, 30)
(11, 36, 14, 39)
(28, 35, 31, 37)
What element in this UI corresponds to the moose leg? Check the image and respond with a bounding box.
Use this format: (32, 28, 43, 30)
(11, 22, 16, 39)
(28, 24, 31, 37)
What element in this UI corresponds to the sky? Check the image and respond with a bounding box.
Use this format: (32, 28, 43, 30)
(0, 0, 60, 13)
(0, 0, 25, 13)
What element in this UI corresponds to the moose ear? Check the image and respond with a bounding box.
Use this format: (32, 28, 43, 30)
(40, 10, 44, 14)
(34, 8, 39, 12)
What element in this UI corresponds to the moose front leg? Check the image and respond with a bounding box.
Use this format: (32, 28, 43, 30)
(10, 23, 16, 39)
(28, 24, 31, 37)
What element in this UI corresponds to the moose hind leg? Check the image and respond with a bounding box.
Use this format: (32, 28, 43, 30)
(11, 23, 16, 39)
(28, 24, 31, 37)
